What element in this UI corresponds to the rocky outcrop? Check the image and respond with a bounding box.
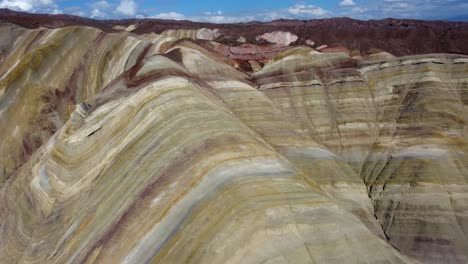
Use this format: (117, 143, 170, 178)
(255, 31, 298, 46)
(159, 28, 221, 41)
(0, 20, 467, 264)
(112, 24, 137, 32)
(237, 36, 246, 43)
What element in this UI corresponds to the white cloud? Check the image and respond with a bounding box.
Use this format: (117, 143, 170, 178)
(91, 8, 105, 18)
(116, 0, 137, 16)
(381, 0, 412, 10)
(0, 0, 33, 11)
(152, 4, 331, 24)
(336, 0, 468, 20)
(0, 0, 58, 12)
(339, 0, 356, 7)
(2, 0, 467, 22)
(351, 6, 367, 13)
(153, 12, 185, 20)
(92, 0, 110, 10)
(287, 4, 328, 17)
(87, 0, 112, 18)
(152, 10, 258, 23)
(204, 10, 223, 16)
(199, 14, 255, 23)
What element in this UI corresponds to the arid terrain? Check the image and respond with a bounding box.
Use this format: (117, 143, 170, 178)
(2, 8, 468, 56)
(0, 9, 467, 264)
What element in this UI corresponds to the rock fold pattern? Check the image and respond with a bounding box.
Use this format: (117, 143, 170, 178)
(0, 22, 467, 264)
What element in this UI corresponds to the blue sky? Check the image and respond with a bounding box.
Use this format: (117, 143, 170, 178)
(1, 0, 467, 22)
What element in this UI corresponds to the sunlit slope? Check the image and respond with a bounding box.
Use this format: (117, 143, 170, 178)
(0, 23, 467, 263)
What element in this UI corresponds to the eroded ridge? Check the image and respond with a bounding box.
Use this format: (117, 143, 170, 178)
(0, 22, 467, 264)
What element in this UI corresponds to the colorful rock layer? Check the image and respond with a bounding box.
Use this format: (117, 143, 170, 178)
(0, 21, 467, 264)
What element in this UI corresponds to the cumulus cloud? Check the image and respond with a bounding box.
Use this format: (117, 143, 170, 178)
(116, 0, 137, 16)
(193, 11, 256, 23)
(2, 0, 468, 22)
(153, 11, 256, 23)
(153, 12, 186, 20)
(152, 3, 332, 24)
(338, 0, 365, 17)
(199, 14, 255, 23)
(91, 8, 105, 18)
(87, 0, 112, 18)
(339, 0, 356, 7)
(336, 0, 468, 20)
(351, 6, 367, 13)
(287, 4, 328, 17)
(204, 10, 223, 16)
(382, 0, 411, 10)
(0, 0, 59, 13)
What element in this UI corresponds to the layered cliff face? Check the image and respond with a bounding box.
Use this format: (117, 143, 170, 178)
(0, 19, 467, 264)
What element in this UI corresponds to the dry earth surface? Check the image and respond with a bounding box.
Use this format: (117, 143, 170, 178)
(0, 9, 467, 264)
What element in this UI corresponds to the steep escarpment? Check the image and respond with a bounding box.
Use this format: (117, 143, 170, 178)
(0, 20, 467, 264)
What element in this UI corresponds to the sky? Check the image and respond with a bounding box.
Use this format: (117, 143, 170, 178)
(0, 0, 467, 22)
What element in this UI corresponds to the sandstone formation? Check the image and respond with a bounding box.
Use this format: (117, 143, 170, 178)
(305, 39, 315, 47)
(236, 36, 246, 43)
(0, 12, 467, 264)
(255, 31, 298, 46)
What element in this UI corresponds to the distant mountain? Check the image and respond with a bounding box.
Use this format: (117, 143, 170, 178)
(1, 8, 468, 56)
